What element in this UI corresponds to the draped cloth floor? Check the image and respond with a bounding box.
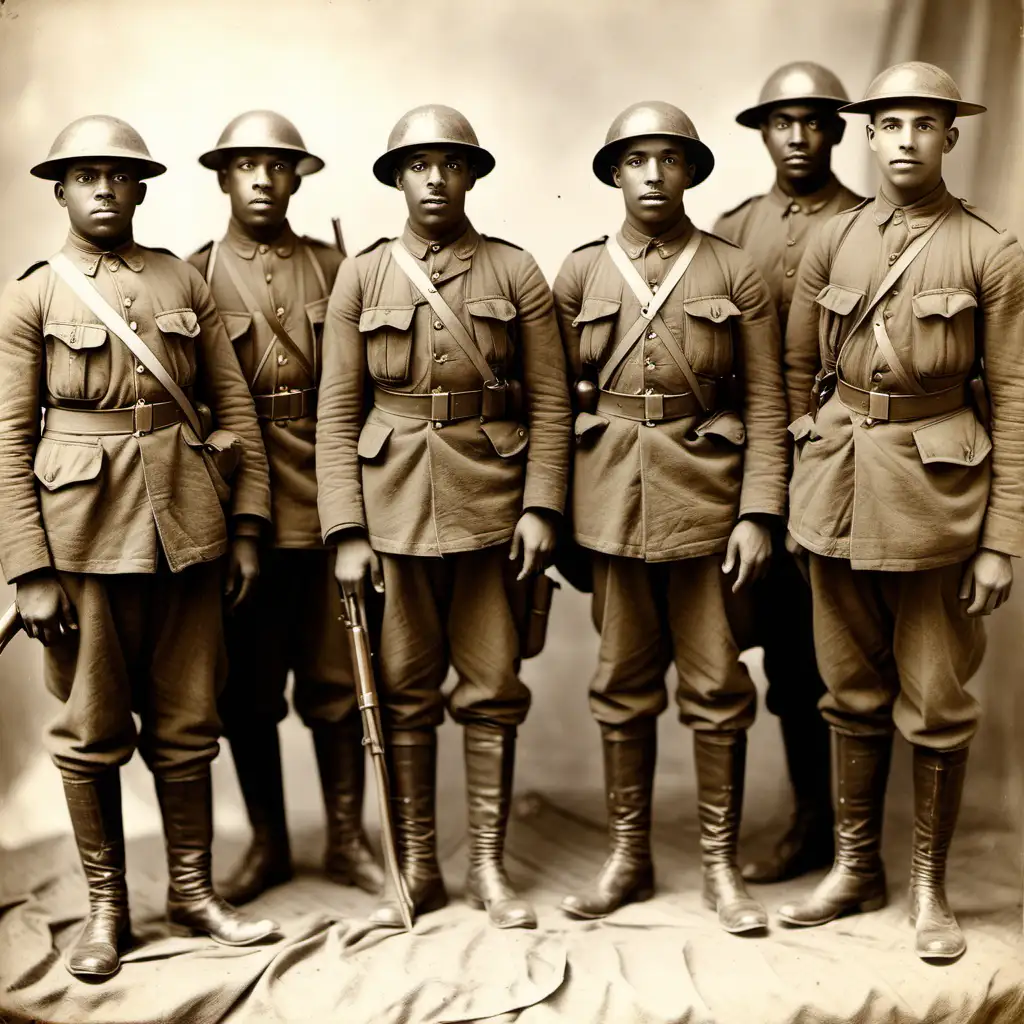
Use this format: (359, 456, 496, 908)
(0, 761, 1021, 1024)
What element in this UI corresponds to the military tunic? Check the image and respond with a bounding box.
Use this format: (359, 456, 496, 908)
(316, 221, 571, 729)
(0, 233, 271, 777)
(785, 182, 1024, 749)
(189, 222, 356, 728)
(714, 175, 862, 721)
(553, 216, 789, 730)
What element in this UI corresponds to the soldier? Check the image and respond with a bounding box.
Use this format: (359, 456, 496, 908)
(777, 63, 1024, 962)
(553, 102, 790, 933)
(316, 106, 571, 929)
(189, 111, 383, 905)
(713, 62, 864, 885)
(0, 116, 277, 980)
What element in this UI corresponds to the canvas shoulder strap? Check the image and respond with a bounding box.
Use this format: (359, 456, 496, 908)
(389, 241, 498, 385)
(48, 253, 205, 437)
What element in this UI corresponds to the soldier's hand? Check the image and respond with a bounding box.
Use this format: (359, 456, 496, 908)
(15, 570, 77, 646)
(510, 511, 556, 582)
(225, 536, 260, 612)
(959, 548, 1013, 616)
(334, 534, 384, 594)
(722, 520, 772, 593)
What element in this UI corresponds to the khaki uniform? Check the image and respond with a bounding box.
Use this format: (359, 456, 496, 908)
(786, 183, 1024, 748)
(0, 233, 271, 777)
(714, 176, 863, 720)
(553, 216, 789, 729)
(189, 223, 355, 729)
(316, 222, 571, 729)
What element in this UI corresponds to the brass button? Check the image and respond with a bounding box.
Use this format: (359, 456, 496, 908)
(786, 239, 796, 247)
(785, 269, 795, 278)
(277, 354, 288, 366)
(646, 359, 656, 370)
(888, 253, 899, 265)
(893, 212, 904, 224)
(136, 364, 146, 374)
(891, 288, 900, 297)
(265, 273, 273, 283)
(517, 428, 526, 438)
(137, 398, 147, 406)
(789, 202, 801, 214)
(44, 470, 55, 482)
(872, 371, 883, 382)
(109, 263, 119, 273)
(647, 331, 657, 340)
(129, 321, 138, 331)
(433, 421, 442, 429)
(431, 243, 441, 253)
(651, 283, 659, 293)
(259, 244, 269, 254)
(275, 306, 285, 317)
(884, 311, 893, 320)
(644, 420, 655, 428)
(431, 271, 441, 281)
(433, 320, 444, 330)
(123, 297, 132, 308)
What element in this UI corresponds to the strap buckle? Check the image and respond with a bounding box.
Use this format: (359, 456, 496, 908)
(133, 400, 154, 436)
(643, 392, 665, 422)
(867, 390, 891, 423)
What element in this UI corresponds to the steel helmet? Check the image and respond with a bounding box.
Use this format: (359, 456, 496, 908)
(31, 115, 166, 180)
(592, 101, 715, 188)
(372, 105, 495, 186)
(199, 110, 324, 175)
(736, 62, 851, 128)
(841, 62, 986, 117)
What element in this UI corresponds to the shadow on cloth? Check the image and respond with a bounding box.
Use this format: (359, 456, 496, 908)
(0, 773, 1021, 1024)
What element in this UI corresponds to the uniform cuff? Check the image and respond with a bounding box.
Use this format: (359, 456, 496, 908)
(980, 512, 1024, 558)
(323, 521, 367, 545)
(2, 545, 53, 586)
(232, 515, 264, 539)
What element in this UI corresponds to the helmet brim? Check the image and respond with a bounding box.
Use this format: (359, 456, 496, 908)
(31, 152, 167, 181)
(198, 145, 324, 176)
(840, 95, 987, 117)
(372, 143, 495, 187)
(735, 97, 849, 129)
(592, 135, 715, 188)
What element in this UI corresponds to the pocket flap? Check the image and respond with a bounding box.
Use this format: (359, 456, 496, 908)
(357, 421, 394, 460)
(465, 297, 517, 322)
(481, 420, 529, 458)
(695, 409, 746, 445)
(574, 411, 610, 442)
(788, 412, 819, 443)
(220, 311, 253, 342)
(359, 305, 416, 333)
(44, 321, 107, 351)
(682, 297, 742, 323)
(814, 284, 864, 316)
(155, 308, 201, 338)
(572, 297, 621, 326)
(912, 407, 992, 467)
(304, 296, 329, 326)
(912, 289, 978, 319)
(33, 436, 103, 491)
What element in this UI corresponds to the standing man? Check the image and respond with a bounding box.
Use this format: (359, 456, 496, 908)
(190, 111, 383, 905)
(0, 116, 277, 980)
(714, 62, 864, 885)
(553, 102, 790, 933)
(316, 106, 571, 929)
(778, 63, 1024, 962)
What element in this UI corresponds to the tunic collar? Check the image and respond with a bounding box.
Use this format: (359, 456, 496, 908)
(769, 175, 843, 217)
(63, 231, 145, 277)
(872, 180, 952, 228)
(224, 219, 298, 260)
(617, 213, 695, 260)
(400, 220, 480, 261)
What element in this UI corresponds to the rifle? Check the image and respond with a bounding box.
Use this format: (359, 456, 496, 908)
(0, 603, 23, 656)
(339, 581, 413, 931)
(331, 217, 347, 258)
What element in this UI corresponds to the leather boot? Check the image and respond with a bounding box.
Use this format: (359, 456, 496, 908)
(155, 773, 278, 945)
(695, 731, 768, 934)
(312, 720, 385, 894)
(742, 710, 834, 883)
(777, 731, 891, 927)
(463, 724, 536, 929)
(561, 721, 656, 919)
(910, 745, 968, 961)
(219, 725, 293, 905)
(62, 771, 133, 979)
(369, 730, 448, 928)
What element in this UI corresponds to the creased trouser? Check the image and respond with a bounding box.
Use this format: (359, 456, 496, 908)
(378, 547, 530, 731)
(589, 553, 756, 733)
(220, 547, 357, 730)
(809, 555, 984, 750)
(44, 562, 224, 780)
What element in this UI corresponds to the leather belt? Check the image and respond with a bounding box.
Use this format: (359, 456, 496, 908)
(253, 387, 317, 421)
(373, 385, 508, 423)
(597, 382, 717, 423)
(44, 401, 185, 437)
(836, 379, 967, 423)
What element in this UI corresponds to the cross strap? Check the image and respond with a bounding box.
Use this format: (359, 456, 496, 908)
(389, 241, 499, 386)
(48, 253, 205, 438)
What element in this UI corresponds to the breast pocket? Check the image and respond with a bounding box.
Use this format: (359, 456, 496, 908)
(359, 305, 416, 385)
(681, 296, 742, 371)
(44, 321, 110, 402)
(911, 288, 978, 378)
(572, 297, 621, 367)
(465, 296, 517, 368)
(813, 283, 863, 360)
(154, 308, 201, 386)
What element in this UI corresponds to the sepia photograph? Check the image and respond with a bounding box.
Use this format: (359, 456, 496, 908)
(0, 0, 1021, 1021)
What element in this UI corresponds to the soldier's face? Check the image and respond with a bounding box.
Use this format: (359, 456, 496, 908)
(219, 150, 300, 231)
(56, 160, 146, 242)
(395, 148, 476, 237)
(760, 104, 844, 183)
(867, 103, 958, 193)
(611, 137, 693, 229)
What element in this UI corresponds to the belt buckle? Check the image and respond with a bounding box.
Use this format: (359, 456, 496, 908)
(274, 388, 299, 423)
(430, 391, 450, 422)
(867, 391, 890, 423)
(133, 400, 153, 436)
(644, 392, 664, 424)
